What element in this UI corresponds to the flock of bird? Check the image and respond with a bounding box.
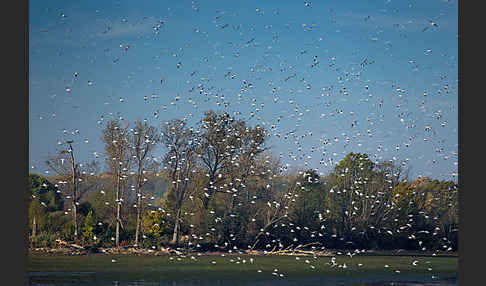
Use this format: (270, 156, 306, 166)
(31, 0, 457, 282)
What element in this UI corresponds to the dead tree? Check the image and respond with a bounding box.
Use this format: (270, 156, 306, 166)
(102, 120, 131, 247)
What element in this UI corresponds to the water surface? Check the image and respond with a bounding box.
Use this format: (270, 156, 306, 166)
(29, 272, 458, 286)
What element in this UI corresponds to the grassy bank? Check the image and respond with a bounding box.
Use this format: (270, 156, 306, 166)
(29, 252, 458, 284)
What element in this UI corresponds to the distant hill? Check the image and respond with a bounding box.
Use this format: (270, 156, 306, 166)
(44, 172, 170, 205)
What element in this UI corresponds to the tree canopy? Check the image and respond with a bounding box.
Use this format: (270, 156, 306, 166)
(29, 112, 458, 252)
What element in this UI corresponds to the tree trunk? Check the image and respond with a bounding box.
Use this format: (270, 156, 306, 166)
(172, 207, 182, 246)
(68, 142, 78, 238)
(135, 194, 142, 245)
(202, 194, 210, 209)
(135, 166, 143, 246)
(115, 170, 121, 247)
(32, 216, 37, 238)
(116, 202, 120, 247)
(202, 182, 213, 209)
(73, 199, 78, 238)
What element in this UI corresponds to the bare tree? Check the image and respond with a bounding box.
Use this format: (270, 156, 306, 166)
(196, 111, 234, 209)
(130, 120, 160, 246)
(45, 141, 81, 238)
(249, 178, 295, 250)
(66, 141, 78, 237)
(102, 119, 132, 247)
(222, 121, 267, 210)
(196, 110, 268, 209)
(161, 119, 197, 246)
(215, 122, 268, 243)
(323, 154, 409, 243)
(365, 160, 409, 231)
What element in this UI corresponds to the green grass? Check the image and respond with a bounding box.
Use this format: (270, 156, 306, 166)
(29, 253, 458, 283)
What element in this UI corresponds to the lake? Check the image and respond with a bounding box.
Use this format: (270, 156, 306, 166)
(29, 254, 458, 286)
(29, 272, 458, 286)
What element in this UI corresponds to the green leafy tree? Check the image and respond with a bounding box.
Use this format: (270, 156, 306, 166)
(142, 210, 172, 239)
(28, 174, 64, 238)
(325, 153, 375, 238)
(82, 210, 96, 242)
(289, 169, 326, 243)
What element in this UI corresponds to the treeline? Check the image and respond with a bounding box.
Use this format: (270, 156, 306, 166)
(28, 110, 458, 252)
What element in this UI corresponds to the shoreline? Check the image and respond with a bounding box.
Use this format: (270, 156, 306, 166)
(28, 246, 458, 258)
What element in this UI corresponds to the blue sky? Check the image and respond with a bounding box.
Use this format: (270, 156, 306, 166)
(29, 0, 458, 181)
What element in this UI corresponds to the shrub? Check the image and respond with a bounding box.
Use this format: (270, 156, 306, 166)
(31, 232, 58, 248)
(119, 240, 129, 248)
(44, 211, 70, 234)
(59, 222, 75, 242)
